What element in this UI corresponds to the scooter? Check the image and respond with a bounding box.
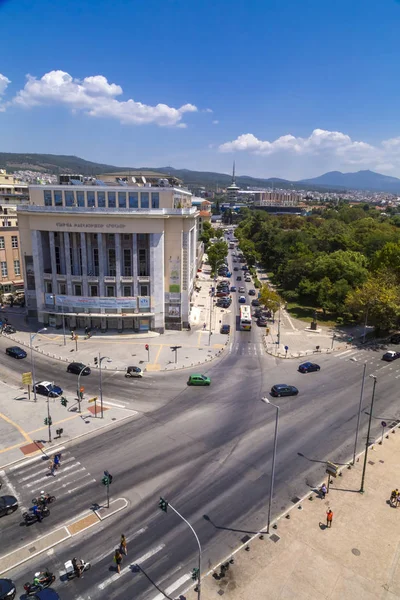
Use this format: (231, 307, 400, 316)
(24, 573, 56, 595)
(23, 506, 50, 524)
(31, 494, 56, 506)
(65, 558, 91, 579)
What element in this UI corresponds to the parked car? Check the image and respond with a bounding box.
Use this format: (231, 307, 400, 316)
(220, 324, 231, 334)
(238, 296, 246, 304)
(6, 346, 27, 359)
(33, 381, 63, 398)
(125, 366, 143, 377)
(382, 351, 400, 362)
(0, 578, 16, 600)
(271, 384, 299, 397)
(217, 298, 231, 308)
(257, 317, 268, 327)
(67, 362, 91, 375)
(298, 362, 321, 373)
(216, 291, 229, 297)
(2, 325, 16, 334)
(251, 299, 260, 307)
(0, 495, 18, 517)
(248, 289, 256, 296)
(390, 333, 400, 344)
(187, 374, 211, 386)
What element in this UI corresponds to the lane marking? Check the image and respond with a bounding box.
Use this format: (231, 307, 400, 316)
(98, 544, 165, 590)
(17, 456, 75, 482)
(150, 574, 192, 600)
(0, 469, 28, 513)
(8, 447, 65, 472)
(22, 466, 86, 489)
(335, 349, 354, 357)
(102, 400, 126, 408)
(67, 478, 97, 495)
(92, 527, 148, 566)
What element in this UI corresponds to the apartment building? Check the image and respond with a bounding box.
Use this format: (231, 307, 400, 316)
(18, 179, 198, 333)
(0, 170, 29, 207)
(0, 207, 24, 294)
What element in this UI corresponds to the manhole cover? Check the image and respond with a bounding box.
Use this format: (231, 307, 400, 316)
(29, 546, 36, 554)
(241, 535, 251, 544)
(291, 496, 301, 504)
(352, 548, 361, 556)
(270, 534, 280, 543)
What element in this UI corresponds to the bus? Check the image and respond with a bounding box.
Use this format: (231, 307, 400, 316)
(239, 305, 252, 331)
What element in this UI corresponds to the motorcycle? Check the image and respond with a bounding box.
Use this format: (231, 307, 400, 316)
(23, 506, 50, 524)
(24, 572, 55, 595)
(31, 494, 56, 506)
(65, 558, 91, 579)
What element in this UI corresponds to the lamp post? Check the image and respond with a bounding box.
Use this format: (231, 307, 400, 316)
(360, 375, 377, 493)
(353, 362, 367, 465)
(77, 365, 88, 413)
(261, 397, 279, 533)
(99, 354, 111, 418)
(49, 294, 66, 346)
(30, 327, 47, 402)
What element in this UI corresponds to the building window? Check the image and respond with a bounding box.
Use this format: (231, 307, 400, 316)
(59, 283, 66, 295)
(140, 192, 149, 209)
(65, 190, 75, 206)
(118, 192, 127, 208)
(45, 281, 53, 293)
(74, 284, 82, 296)
(14, 259, 20, 276)
(44, 191, 52, 206)
(138, 248, 147, 276)
(97, 191, 106, 207)
(107, 233, 115, 243)
(1, 261, 7, 277)
(93, 248, 99, 276)
(108, 191, 116, 208)
(129, 192, 138, 208)
(54, 191, 63, 206)
(11, 235, 18, 248)
(87, 191, 95, 207)
(0, 237, 4, 249)
(90, 285, 98, 297)
(151, 192, 159, 209)
(140, 284, 148, 296)
(106, 285, 115, 297)
(77, 191, 85, 207)
(55, 247, 61, 274)
(123, 248, 132, 276)
(108, 248, 116, 276)
(123, 285, 131, 297)
(123, 234, 130, 242)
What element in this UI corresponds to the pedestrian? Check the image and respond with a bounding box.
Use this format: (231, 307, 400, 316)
(326, 509, 333, 528)
(114, 548, 122, 574)
(320, 483, 327, 499)
(203, 322, 206, 330)
(120, 534, 127, 556)
(390, 488, 399, 507)
(53, 453, 62, 469)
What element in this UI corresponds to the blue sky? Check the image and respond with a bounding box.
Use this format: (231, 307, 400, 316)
(2, 0, 400, 179)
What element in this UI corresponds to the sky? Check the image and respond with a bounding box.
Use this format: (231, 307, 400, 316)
(2, 0, 400, 180)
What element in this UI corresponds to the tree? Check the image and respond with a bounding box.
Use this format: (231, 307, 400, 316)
(207, 240, 228, 274)
(345, 273, 400, 332)
(214, 228, 224, 239)
(259, 285, 281, 314)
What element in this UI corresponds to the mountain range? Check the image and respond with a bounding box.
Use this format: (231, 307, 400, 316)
(1, 152, 400, 193)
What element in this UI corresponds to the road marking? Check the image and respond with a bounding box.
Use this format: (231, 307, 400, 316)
(98, 544, 165, 590)
(336, 349, 354, 357)
(67, 478, 96, 495)
(149, 573, 192, 600)
(102, 400, 126, 408)
(18, 456, 75, 482)
(0, 469, 28, 513)
(23, 466, 86, 488)
(8, 446, 66, 472)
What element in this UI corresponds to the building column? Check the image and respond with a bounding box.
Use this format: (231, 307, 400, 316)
(32, 230, 45, 321)
(72, 233, 79, 275)
(59, 234, 66, 275)
(49, 231, 58, 295)
(150, 232, 164, 333)
(132, 234, 138, 295)
(64, 232, 73, 295)
(98, 233, 105, 296)
(86, 233, 93, 275)
(80, 232, 88, 297)
(115, 233, 122, 296)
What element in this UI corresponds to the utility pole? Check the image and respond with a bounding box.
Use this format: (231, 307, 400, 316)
(102, 470, 113, 508)
(360, 375, 377, 493)
(353, 362, 367, 465)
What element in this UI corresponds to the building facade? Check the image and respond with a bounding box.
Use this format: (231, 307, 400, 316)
(0, 208, 24, 294)
(253, 191, 300, 206)
(18, 182, 198, 333)
(0, 170, 29, 207)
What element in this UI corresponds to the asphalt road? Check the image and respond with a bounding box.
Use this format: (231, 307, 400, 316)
(2, 248, 400, 598)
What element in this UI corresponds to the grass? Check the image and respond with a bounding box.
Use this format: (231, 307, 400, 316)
(285, 302, 338, 328)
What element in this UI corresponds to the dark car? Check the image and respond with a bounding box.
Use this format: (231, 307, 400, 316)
(30, 590, 61, 600)
(220, 324, 231, 334)
(2, 325, 16, 334)
(0, 495, 18, 517)
(390, 334, 400, 344)
(236, 276, 242, 281)
(230, 286, 237, 292)
(233, 267, 239, 271)
(298, 362, 321, 373)
(382, 351, 400, 362)
(0, 578, 16, 600)
(257, 317, 268, 327)
(251, 299, 260, 307)
(271, 384, 298, 397)
(33, 381, 63, 398)
(248, 289, 256, 296)
(6, 346, 27, 359)
(67, 362, 91, 375)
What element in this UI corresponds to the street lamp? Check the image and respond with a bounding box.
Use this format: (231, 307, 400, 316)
(77, 365, 88, 413)
(261, 397, 279, 533)
(360, 375, 377, 493)
(98, 354, 111, 418)
(49, 294, 66, 346)
(30, 327, 47, 402)
(352, 362, 367, 465)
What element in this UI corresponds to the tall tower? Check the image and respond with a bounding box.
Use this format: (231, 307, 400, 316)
(226, 161, 240, 202)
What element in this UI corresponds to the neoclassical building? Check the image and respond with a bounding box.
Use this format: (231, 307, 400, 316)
(18, 179, 199, 333)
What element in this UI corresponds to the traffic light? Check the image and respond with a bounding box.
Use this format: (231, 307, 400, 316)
(60, 396, 68, 407)
(44, 417, 52, 426)
(94, 356, 98, 366)
(102, 470, 113, 485)
(191, 568, 199, 581)
(145, 344, 149, 351)
(158, 496, 168, 512)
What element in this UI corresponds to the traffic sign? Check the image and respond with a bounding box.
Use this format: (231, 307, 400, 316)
(88, 396, 98, 403)
(284, 345, 289, 351)
(326, 461, 339, 478)
(22, 372, 32, 385)
(381, 421, 387, 428)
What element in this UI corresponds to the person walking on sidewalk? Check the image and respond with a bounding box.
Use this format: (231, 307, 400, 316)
(390, 488, 399, 507)
(320, 483, 327, 499)
(120, 534, 127, 555)
(326, 509, 333, 528)
(114, 548, 122, 574)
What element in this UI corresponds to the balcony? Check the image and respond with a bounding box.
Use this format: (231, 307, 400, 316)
(104, 276, 116, 283)
(138, 275, 150, 283)
(56, 274, 67, 281)
(43, 273, 52, 280)
(121, 276, 133, 283)
(87, 276, 99, 283)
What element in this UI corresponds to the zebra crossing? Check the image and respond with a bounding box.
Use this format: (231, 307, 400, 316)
(334, 348, 400, 378)
(228, 342, 265, 356)
(7, 447, 96, 510)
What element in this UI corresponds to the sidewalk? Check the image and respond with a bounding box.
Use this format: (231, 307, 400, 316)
(186, 424, 400, 600)
(0, 381, 138, 468)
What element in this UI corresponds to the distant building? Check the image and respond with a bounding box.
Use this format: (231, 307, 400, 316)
(253, 191, 300, 207)
(0, 207, 24, 294)
(226, 162, 240, 202)
(198, 200, 212, 234)
(0, 170, 29, 207)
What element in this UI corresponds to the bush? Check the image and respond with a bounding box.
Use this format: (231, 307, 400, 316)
(282, 290, 299, 302)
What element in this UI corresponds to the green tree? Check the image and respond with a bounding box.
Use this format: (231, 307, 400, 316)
(214, 228, 224, 239)
(259, 285, 281, 314)
(207, 240, 228, 274)
(345, 273, 400, 332)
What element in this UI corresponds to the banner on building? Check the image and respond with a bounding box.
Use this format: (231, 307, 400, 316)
(45, 293, 138, 310)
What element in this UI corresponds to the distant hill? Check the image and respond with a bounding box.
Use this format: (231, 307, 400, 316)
(0, 152, 130, 175)
(300, 170, 400, 193)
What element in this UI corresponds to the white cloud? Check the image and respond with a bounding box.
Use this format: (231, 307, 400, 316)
(212, 120, 219, 125)
(12, 70, 198, 127)
(0, 73, 11, 112)
(204, 108, 213, 113)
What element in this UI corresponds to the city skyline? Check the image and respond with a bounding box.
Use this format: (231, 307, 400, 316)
(1, 0, 400, 179)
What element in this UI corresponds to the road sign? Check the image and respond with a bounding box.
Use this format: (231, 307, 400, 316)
(284, 345, 289, 351)
(22, 372, 32, 385)
(381, 421, 387, 428)
(88, 396, 98, 403)
(326, 461, 339, 478)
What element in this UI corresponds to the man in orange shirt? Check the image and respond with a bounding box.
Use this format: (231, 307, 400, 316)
(326, 509, 333, 528)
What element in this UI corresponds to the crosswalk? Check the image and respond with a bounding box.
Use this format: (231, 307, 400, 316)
(7, 447, 95, 510)
(333, 348, 400, 378)
(228, 342, 265, 356)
